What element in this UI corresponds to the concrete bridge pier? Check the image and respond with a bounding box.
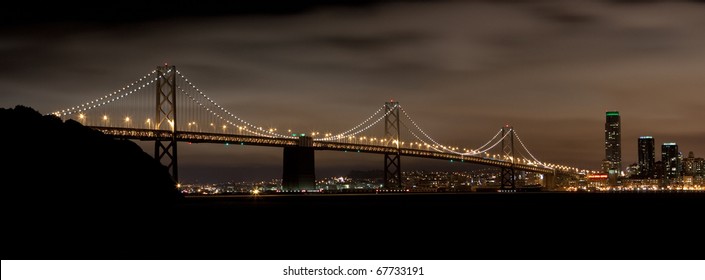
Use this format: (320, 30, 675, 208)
(543, 171, 556, 189)
(282, 136, 315, 189)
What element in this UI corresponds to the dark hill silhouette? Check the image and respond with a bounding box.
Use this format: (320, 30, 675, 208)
(1, 105, 181, 204)
(1, 105, 182, 258)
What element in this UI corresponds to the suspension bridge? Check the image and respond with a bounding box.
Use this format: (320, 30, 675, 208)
(53, 65, 588, 189)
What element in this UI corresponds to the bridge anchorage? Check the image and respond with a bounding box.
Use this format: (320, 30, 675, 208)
(53, 64, 587, 190)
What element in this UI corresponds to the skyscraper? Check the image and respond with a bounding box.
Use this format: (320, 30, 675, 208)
(638, 136, 655, 178)
(661, 143, 680, 181)
(604, 111, 621, 184)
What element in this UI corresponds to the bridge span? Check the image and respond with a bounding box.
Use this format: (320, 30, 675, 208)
(55, 65, 587, 189)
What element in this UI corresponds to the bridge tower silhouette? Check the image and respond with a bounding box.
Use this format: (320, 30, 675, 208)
(384, 101, 402, 189)
(154, 65, 178, 182)
(500, 125, 515, 189)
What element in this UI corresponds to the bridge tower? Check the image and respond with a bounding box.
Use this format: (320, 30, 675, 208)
(500, 125, 515, 190)
(384, 101, 402, 189)
(154, 65, 178, 182)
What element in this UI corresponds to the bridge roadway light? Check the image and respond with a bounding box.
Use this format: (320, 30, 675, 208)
(188, 122, 199, 131)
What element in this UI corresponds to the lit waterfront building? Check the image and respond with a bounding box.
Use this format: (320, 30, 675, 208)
(604, 111, 621, 185)
(682, 151, 705, 187)
(683, 151, 705, 177)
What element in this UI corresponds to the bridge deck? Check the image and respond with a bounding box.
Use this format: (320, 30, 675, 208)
(94, 127, 556, 174)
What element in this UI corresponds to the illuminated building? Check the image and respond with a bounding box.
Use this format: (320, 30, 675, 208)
(638, 136, 655, 178)
(682, 151, 705, 178)
(587, 174, 608, 188)
(601, 160, 612, 174)
(604, 111, 621, 185)
(626, 163, 639, 178)
(661, 143, 680, 182)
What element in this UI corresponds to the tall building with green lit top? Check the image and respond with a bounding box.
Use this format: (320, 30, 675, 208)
(604, 111, 621, 185)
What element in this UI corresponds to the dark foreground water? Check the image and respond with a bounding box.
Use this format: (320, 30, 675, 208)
(5, 192, 704, 259)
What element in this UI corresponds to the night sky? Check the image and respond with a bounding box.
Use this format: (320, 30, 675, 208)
(2, 0, 704, 182)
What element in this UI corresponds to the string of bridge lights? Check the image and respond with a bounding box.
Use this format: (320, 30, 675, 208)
(400, 106, 494, 155)
(400, 121, 447, 153)
(333, 105, 397, 141)
(53, 70, 159, 117)
(513, 130, 547, 167)
(450, 129, 508, 156)
(398, 106, 548, 164)
(176, 70, 295, 139)
(399, 106, 471, 154)
(473, 129, 503, 152)
(316, 105, 386, 141)
(313, 102, 513, 159)
(471, 130, 512, 156)
(176, 87, 288, 138)
(315, 105, 396, 141)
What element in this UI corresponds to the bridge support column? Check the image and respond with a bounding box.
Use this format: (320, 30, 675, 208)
(543, 172, 556, 189)
(384, 153, 401, 189)
(500, 125, 515, 190)
(283, 136, 315, 190)
(500, 167, 515, 189)
(154, 64, 178, 183)
(383, 101, 402, 189)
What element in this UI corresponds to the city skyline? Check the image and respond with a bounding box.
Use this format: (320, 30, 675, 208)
(2, 0, 705, 182)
